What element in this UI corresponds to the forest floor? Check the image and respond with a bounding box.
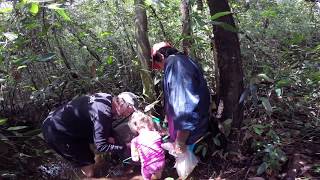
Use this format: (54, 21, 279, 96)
(1, 115, 319, 180)
(1, 94, 320, 179)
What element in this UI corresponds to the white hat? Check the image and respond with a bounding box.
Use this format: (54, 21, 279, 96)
(117, 92, 138, 108)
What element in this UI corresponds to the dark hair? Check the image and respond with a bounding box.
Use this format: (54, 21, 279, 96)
(153, 47, 179, 62)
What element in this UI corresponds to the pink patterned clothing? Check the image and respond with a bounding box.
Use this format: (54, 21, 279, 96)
(131, 129, 165, 180)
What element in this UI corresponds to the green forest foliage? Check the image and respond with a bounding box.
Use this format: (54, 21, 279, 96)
(0, 0, 319, 179)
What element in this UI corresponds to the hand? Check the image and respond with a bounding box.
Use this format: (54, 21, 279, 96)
(107, 137, 115, 144)
(175, 141, 187, 154)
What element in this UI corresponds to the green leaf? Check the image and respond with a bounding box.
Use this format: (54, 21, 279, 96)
(275, 88, 282, 97)
(100, 31, 112, 38)
(257, 162, 268, 175)
(0, 79, 6, 83)
(7, 126, 28, 131)
(55, 9, 71, 21)
(17, 65, 27, 70)
(195, 144, 203, 154)
(213, 136, 221, 146)
(261, 9, 277, 18)
(202, 146, 207, 157)
(276, 79, 291, 88)
(310, 72, 320, 82)
(106, 56, 113, 65)
(47, 3, 62, 10)
(23, 129, 41, 136)
(210, 11, 232, 20)
(0, 7, 13, 13)
(44, 150, 52, 154)
(145, 0, 152, 6)
(0, 118, 7, 126)
(260, 97, 272, 115)
(36, 53, 56, 62)
(252, 124, 265, 135)
(3, 32, 18, 41)
(257, 74, 274, 83)
(211, 21, 238, 33)
(29, 3, 39, 16)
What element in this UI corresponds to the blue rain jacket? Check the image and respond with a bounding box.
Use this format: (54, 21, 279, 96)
(163, 54, 210, 144)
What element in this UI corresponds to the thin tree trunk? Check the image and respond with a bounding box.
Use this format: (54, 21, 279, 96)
(68, 27, 102, 63)
(52, 28, 71, 70)
(134, 0, 155, 101)
(180, 0, 193, 56)
(207, 0, 244, 129)
(149, 5, 168, 40)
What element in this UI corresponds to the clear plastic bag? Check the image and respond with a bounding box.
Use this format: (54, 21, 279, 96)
(161, 143, 199, 179)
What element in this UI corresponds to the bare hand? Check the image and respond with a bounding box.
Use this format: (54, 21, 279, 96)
(175, 141, 187, 154)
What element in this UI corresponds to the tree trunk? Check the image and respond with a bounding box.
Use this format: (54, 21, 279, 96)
(134, 0, 155, 101)
(207, 0, 244, 130)
(180, 0, 193, 56)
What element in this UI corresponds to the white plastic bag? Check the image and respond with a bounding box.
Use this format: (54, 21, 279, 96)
(161, 143, 199, 179)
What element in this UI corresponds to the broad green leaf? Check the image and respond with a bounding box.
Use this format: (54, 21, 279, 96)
(7, 126, 28, 131)
(29, 3, 39, 16)
(210, 11, 232, 21)
(257, 162, 268, 175)
(106, 56, 113, 65)
(55, 9, 71, 21)
(310, 72, 320, 82)
(211, 21, 238, 33)
(0, 7, 13, 13)
(261, 9, 277, 18)
(276, 79, 291, 88)
(252, 124, 265, 135)
(100, 31, 112, 38)
(0, 118, 7, 126)
(3, 32, 18, 41)
(257, 74, 274, 83)
(260, 97, 272, 115)
(0, 79, 6, 83)
(13, 58, 32, 65)
(17, 65, 27, 70)
(36, 53, 56, 62)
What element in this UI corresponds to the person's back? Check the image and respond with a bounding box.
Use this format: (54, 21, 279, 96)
(43, 93, 112, 143)
(164, 53, 210, 144)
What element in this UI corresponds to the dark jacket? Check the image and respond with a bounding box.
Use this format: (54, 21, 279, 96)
(42, 93, 122, 152)
(163, 54, 210, 144)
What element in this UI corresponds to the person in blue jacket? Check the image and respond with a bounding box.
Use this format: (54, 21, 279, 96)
(151, 42, 210, 154)
(42, 92, 138, 177)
